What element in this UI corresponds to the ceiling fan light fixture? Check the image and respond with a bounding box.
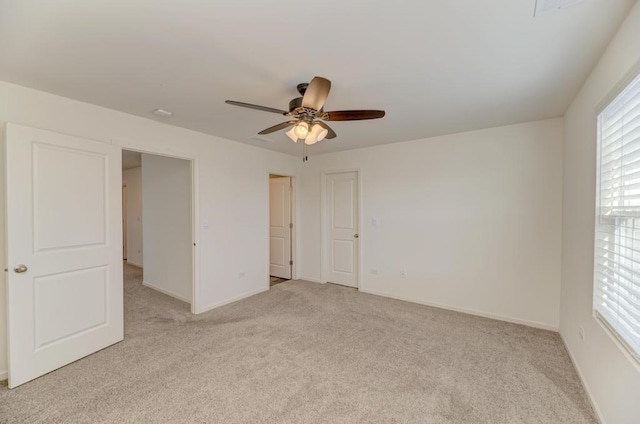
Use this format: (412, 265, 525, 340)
(317, 126, 328, 142)
(286, 127, 298, 143)
(305, 124, 329, 145)
(294, 121, 310, 139)
(225, 76, 385, 148)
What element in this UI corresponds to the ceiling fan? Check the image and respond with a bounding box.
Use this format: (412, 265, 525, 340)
(225, 76, 385, 146)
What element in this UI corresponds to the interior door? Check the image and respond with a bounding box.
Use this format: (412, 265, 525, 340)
(5, 123, 123, 388)
(269, 177, 292, 279)
(122, 186, 127, 260)
(325, 171, 359, 287)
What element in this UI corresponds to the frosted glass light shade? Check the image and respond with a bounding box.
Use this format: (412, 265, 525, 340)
(294, 122, 309, 139)
(286, 127, 298, 143)
(305, 124, 329, 145)
(317, 127, 328, 142)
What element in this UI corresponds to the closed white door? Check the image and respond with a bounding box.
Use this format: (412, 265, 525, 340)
(325, 172, 359, 287)
(269, 177, 292, 279)
(5, 124, 123, 388)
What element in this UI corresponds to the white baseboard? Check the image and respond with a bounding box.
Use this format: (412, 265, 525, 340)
(0, 370, 7, 381)
(560, 334, 605, 424)
(142, 280, 190, 304)
(197, 287, 269, 314)
(358, 288, 559, 332)
(126, 261, 143, 268)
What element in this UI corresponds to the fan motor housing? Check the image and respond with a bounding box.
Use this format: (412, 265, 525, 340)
(289, 97, 303, 113)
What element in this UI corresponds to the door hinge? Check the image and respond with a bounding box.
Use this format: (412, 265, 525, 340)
(289, 260, 293, 266)
(289, 223, 293, 229)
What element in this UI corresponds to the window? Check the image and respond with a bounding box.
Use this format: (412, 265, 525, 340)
(595, 71, 640, 361)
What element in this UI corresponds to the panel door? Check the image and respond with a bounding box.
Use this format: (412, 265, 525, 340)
(122, 186, 127, 260)
(269, 177, 291, 279)
(325, 172, 359, 287)
(5, 124, 123, 388)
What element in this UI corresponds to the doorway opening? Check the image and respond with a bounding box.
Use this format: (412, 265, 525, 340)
(122, 150, 194, 306)
(269, 174, 295, 287)
(4, 124, 200, 388)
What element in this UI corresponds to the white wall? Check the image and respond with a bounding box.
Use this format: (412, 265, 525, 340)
(122, 166, 143, 267)
(561, 3, 640, 424)
(300, 119, 564, 330)
(141, 154, 192, 302)
(0, 81, 301, 378)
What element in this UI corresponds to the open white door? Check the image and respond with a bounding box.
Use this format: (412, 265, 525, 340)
(122, 186, 127, 260)
(324, 171, 359, 288)
(5, 124, 123, 388)
(269, 177, 292, 279)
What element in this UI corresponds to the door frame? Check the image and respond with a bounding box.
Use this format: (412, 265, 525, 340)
(115, 140, 201, 314)
(320, 169, 362, 289)
(266, 172, 297, 288)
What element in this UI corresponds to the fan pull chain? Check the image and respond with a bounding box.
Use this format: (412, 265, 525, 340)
(302, 141, 308, 162)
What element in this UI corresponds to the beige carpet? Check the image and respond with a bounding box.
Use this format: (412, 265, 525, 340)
(0, 264, 597, 423)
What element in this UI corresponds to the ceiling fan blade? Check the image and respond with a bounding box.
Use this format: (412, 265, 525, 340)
(324, 110, 385, 121)
(258, 121, 297, 135)
(225, 100, 288, 115)
(302, 77, 331, 111)
(315, 121, 337, 139)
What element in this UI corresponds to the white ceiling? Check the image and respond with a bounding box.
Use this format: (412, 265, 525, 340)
(0, 0, 634, 156)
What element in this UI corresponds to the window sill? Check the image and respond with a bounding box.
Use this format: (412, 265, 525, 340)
(593, 310, 640, 372)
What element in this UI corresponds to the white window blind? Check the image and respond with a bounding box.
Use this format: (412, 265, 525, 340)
(595, 71, 640, 361)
